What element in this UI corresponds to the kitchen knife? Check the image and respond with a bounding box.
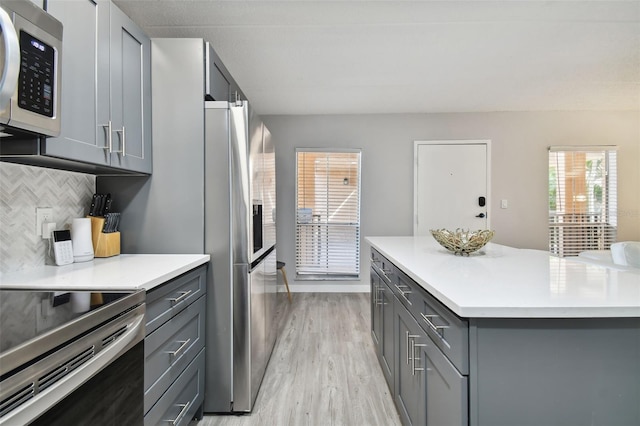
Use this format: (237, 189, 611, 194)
(102, 213, 108, 232)
(102, 213, 111, 233)
(89, 194, 98, 216)
(96, 194, 106, 217)
(113, 213, 120, 233)
(94, 194, 102, 216)
(103, 194, 112, 215)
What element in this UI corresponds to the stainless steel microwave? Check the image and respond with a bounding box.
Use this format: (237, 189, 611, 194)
(0, 0, 62, 138)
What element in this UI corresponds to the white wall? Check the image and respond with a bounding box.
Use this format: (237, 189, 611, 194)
(264, 111, 640, 292)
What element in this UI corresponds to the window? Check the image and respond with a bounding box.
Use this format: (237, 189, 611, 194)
(296, 149, 361, 279)
(548, 146, 617, 257)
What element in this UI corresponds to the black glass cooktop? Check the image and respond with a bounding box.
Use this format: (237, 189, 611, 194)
(0, 290, 135, 355)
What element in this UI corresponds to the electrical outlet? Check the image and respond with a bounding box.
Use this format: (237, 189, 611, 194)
(501, 199, 508, 209)
(42, 222, 57, 239)
(36, 207, 53, 237)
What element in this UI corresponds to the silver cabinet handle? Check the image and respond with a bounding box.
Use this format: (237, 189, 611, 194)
(119, 126, 126, 156)
(380, 287, 387, 306)
(101, 121, 112, 152)
(166, 338, 190, 362)
(412, 340, 427, 376)
(167, 290, 192, 305)
(405, 331, 410, 365)
(380, 268, 393, 281)
(394, 284, 412, 305)
(371, 259, 392, 281)
(112, 126, 126, 156)
(420, 312, 449, 336)
(407, 333, 420, 366)
(165, 402, 190, 425)
(410, 338, 415, 375)
(377, 286, 384, 306)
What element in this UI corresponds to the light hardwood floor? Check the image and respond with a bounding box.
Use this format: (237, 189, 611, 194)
(194, 293, 401, 426)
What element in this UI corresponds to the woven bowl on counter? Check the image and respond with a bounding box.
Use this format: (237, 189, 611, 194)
(430, 228, 495, 256)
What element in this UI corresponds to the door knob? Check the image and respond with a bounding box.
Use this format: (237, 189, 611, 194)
(475, 213, 485, 218)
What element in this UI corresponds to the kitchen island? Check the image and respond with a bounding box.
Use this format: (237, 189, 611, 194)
(366, 236, 640, 426)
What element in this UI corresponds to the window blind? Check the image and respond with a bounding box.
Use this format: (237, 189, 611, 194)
(548, 147, 617, 257)
(296, 150, 361, 278)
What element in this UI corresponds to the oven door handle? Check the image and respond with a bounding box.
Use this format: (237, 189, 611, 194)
(0, 307, 145, 426)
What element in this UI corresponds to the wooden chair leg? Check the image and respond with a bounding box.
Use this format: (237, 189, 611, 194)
(280, 266, 292, 303)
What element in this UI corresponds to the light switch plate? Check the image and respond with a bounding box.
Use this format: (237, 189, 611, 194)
(501, 199, 508, 209)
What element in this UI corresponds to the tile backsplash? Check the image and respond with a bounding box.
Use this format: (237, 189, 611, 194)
(0, 163, 95, 274)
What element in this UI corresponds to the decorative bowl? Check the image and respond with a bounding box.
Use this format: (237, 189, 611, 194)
(430, 228, 495, 256)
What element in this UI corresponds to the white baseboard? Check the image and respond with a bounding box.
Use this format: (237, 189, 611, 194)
(278, 284, 369, 293)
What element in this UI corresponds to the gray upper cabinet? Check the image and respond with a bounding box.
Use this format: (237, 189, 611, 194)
(108, 3, 151, 173)
(45, 0, 151, 174)
(45, 0, 110, 166)
(205, 44, 230, 102)
(204, 41, 247, 103)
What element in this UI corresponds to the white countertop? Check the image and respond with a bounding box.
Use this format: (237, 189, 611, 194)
(366, 236, 640, 318)
(0, 254, 210, 291)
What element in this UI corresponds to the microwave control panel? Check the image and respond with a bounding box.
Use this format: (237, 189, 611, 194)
(18, 30, 55, 118)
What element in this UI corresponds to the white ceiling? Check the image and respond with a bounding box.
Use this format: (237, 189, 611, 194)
(114, 0, 640, 115)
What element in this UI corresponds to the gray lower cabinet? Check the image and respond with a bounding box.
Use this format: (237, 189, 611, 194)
(370, 268, 382, 352)
(380, 275, 395, 389)
(371, 248, 468, 426)
(394, 301, 426, 426)
(394, 295, 469, 426)
(44, 0, 151, 174)
(371, 262, 395, 391)
(371, 248, 640, 426)
(144, 265, 207, 426)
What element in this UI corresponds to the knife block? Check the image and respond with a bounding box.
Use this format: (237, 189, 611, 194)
(88, 216, 120, 257)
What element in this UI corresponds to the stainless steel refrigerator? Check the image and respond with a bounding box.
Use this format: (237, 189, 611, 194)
(97, 38, 277, 413)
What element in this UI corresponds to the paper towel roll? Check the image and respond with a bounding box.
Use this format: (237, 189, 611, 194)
(71, 218, 94, 262)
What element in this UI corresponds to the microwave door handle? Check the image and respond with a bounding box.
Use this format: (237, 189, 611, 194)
(0, 7, 20, 111)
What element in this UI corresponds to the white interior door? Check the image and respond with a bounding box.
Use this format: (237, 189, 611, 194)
(414, 141, 490, 235)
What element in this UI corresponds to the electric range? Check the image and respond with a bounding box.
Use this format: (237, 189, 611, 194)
(0, 289, 145, 425)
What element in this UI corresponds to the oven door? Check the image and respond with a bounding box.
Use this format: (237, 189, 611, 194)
(30, 341, 144, 426)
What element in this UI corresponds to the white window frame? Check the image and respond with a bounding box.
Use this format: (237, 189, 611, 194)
(295, 148, 362, 280)
(548, 145, 618, 257)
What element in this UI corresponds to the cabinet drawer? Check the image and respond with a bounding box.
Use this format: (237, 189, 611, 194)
(146, 266, 206, 335)
(414, 285, 469, 375)
(144, 295, 206, 413)
(422, 331, 468, 426)
(392, 268, 424, 315)
(144, 348, 205, 426)
(371, 248, 394, 283)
